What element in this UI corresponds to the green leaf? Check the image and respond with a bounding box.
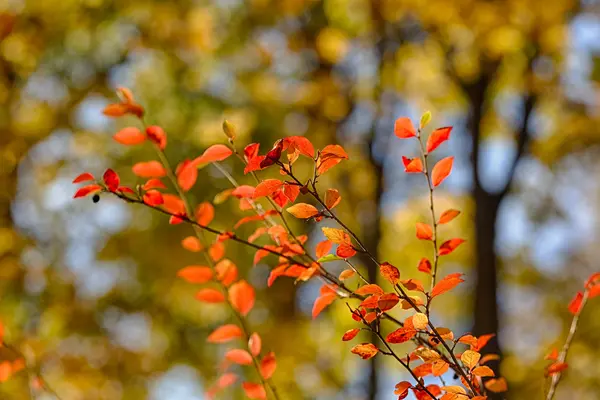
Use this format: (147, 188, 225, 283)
(317, 254, 342, 263)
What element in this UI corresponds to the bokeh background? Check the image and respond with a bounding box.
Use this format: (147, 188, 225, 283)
(1, 0, 600, 399)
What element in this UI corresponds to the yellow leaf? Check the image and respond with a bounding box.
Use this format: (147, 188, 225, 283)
(322, 227, 350, 244)
(441, 385, 466, 395)
(461, 350, 481, 369)
(287, 203, 319, 219)
(412, 312, 429, 330)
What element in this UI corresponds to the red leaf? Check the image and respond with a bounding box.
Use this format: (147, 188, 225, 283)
(207, 324, 243, 343)
(380, 262, 400, 285)
(103, 169, 120, 192)
(72, 172, 95, 183)
(402, 156, 423, 173)
(285, 136, 315, 158)
(342, 328, 360, 341)
(416, 223, 433, 240)
(177, 162, 198, 192)
(426, 126, 452, 153)
(229, 280, 255, 316)
(249, 333, 262, 357)
(242, 382, 267, 400)
(260, 352, 277, 380)
(225, 349, 253, 365)
(253, 179, 284, 199)
(378, 293, 400, 311)
(195, 288, 226, 303)
(546, 362, 568, 376)
(192, 144, 233, 165)
(568, 291, 583, 315)
(113, 127, 146, 145)
(196, 202, 214, 226)
(431, 273, 464, 298)
(417, 258, 432, 274)
(132, 161, 166, 178)
(431, 156, 453, 187)
(386, 327, 417, 344)
(216, 373, 237, 389)
(143, 190, 164, 206)
(394, 117, 416, 139)
(177, 266, 213, 283)
(336, 243, 356, 258)
(438, 209, 461, 224)
(438, 238, 465, 255)
(73, 184, 102, 198)
(350, 343, 379, 359)
(146, 126, 167, 150)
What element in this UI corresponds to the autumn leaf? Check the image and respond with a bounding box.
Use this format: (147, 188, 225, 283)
(181, 236, 203, 252)
(207, 324, 243, 343)
(418, 258, 432, 274)
(378, 293, 399, 311)
(242, 382, 267, 400)
(72, 172, 95, 183)
(322, 227, 350, 244)
(325, 189, 341, 209)
(249, 333, 262, 356)
(426, 126, 452, 153)
(342, 328, 360, 341)
(484, 378, 508, 393)
(438, 238, 465, 256)
(431, 273, 464, 298)
(546, 362, 568, 376)
(177, 266, 213, 283)
(312, 289, 337, 319)
(103, 169, 120, 192)
(386, 327, 417, 344)
(143, 190, 164, 206)
(356, 284, 384, 296)
(438, 209, 461, 224)
(568, 291, 583, 315)
(229, 280, 255, 316)
(192, 144, 233, 165)
(73, 184, 102, 198)
(394, 381, 412, 398)
(339, 269, 355, 280)
(260, 352, 277, 379)
(146, 126, 167, 149)
(287, 203, 319, 219)
(394, 117, 416, 139)
(254, 179, 284, 199)
(225, 349, 253, 365)
(431, 156, 453, 187)
(195, 288, 226, 303)
(545, 348, 559, 361)
(113, 127, 146, 145)
(315, 240, 332, 258)
(472, 365, 495, 377)
(380, 262, 400, 285)
(350, 343, 379, 360)
(196, 202, 215, 226)
(336, 243, 356, 258)
(402, 156, 423, 173)
(132, 161, 167, 178)
(412, 313, 429, 330)
(416, 223, 433, 240)
(461, 350, 481, 369)
(177, 161, 198, 191)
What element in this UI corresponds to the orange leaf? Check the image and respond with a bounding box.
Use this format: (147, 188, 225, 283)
(249, 333, 262, 357)
(177, 162, 198, 192)
(568, 291, 583, 315)
(472, 365, 495, 377)
(431, 156, 453, 187)
(325, 189, 341, 209)
(342, 328, 360, 341)
(418, 258, 432, 274)
(225, 349, 254, 365)
(113, 127, 146, 145)
(287, 203, 319, 218)
(484, 378, 508, 393)
(394, 117, 416, 139)
(216, 373, 237, 389)
(229, 280, 255, 316)
(431, 273, 464, 298)
(416, 223, 433, 240)
(356, 284, 384, 296)
(380, 262, 400, 285)
(143, 190, 164, 206)
(192, 144, 233, 165)
(386, 327, 417, 344)
(132, 161, 166, 178)
(260, 352, 277, 380)
(336, 243, 356, 258)
(253, 179, 284, 199)
(315, 240, 332, 258)
(181, 236, 203, 252)
(438, 238, 465, 256)
(72, 172, 95, 183)
(378, 293, 400, 311)
(196, 202, 215, 226)
(242, 382, 267, 399)
(146, 126, 167, 149)
(312, 291, 337, 319)
(73, 184, 102, 198)
(395, 381, 412, 398)
(402, 156, 423, 173)
(177, 266, 213, 283)
(339, 269, 355, 280)
(350, 343, 379, 359)
(210, 242, 226, 262)
(546, 362, 568, 376)
(207, 324, 243, 343)
(438, 209, 461, 224)
(215, 259, 238, 286)
(426, 126, 452, 153)
(195, 288, 226, 303)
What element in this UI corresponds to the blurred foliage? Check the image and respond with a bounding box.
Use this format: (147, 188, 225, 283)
(1, 0, 600, 399)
